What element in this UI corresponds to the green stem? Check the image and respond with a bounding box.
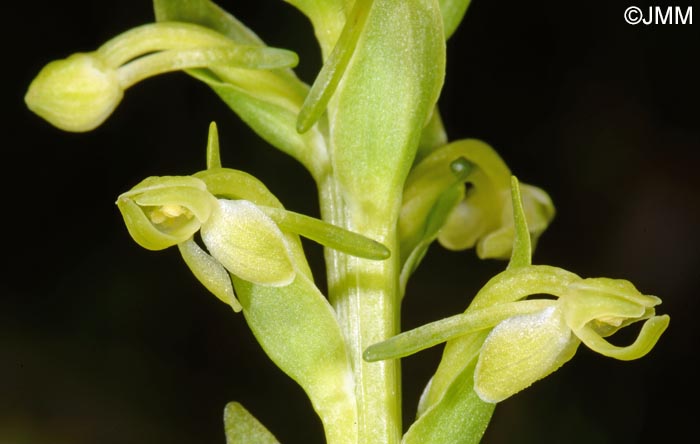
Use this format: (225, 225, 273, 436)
(319, 174, 402, 444)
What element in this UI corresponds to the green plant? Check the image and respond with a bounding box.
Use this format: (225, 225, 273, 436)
(25, 1, 669, 443)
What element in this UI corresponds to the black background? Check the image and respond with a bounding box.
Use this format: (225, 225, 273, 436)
(3, 1, 699, 443)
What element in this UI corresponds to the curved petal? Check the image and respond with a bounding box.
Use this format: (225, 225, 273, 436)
(116, 197, 187, 250)
(116, 176, 216, 248)
(131, 186, 215, 225)
(573, 315, 670, 361)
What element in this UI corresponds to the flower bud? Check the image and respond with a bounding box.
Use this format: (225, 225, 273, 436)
(25, 53, 123, 132)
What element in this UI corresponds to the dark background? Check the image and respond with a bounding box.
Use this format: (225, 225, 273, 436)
(4, 0, 698, 443)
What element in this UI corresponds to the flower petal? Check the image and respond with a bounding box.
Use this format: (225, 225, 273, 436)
(201, 199, 295, 286)
(474, 306, 580, 403)
(573, 315, 670, 361)
(177, 238, 242, 312)
(116, 176, 216, 249)
(116, 197, 185, 250)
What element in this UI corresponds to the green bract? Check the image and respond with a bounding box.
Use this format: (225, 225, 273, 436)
(327, 0, 446, 227)
(224, 402, 280, 444)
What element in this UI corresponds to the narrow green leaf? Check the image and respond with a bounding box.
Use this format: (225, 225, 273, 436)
(404, 351, 494, 444)
(223, 402, 280, 444)
(296, 0, 373, 133)
(234, 272, 357, 444)
(507, 175, 532, 269)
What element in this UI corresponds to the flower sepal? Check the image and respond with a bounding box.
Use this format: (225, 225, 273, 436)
(116, 175, 216, 250)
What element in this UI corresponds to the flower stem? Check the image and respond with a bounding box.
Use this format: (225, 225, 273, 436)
(319, 175, 402, 444)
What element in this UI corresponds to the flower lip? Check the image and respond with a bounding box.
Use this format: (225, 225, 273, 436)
(560, 277, 669, 361)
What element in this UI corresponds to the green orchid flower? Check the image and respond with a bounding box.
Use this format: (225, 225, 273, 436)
(116, 123, 389, 314)
(25, 22, 298, 132)
(398, 139, 555, 293)
(366, 177, 669, 443)
(365, 265, 669, 404)
(431, 139, 555, 259)
(116, 174, 296, 312)
(472, 274, 669, 403)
